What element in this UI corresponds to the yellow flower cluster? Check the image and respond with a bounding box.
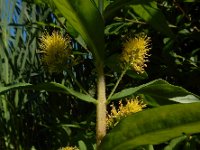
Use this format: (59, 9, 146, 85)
(107, 97, 146, 128)
(39, 31, 72, 73)
(58, 146, 79, 150)
(121, 34, 151, 74)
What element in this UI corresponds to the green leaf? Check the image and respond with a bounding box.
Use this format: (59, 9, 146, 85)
(105, 22, 128, 35)
(130, 2, 174, 37)
(93, 0, 111, 10)
(99, 103, 200, 150)
(0, 83, 31, 94)
(164, 135, 187, 150)
(0, 82, 97, 104)
(109, 79, 200, 105)
(104, 0, 173, 37)
(104, 0, 154, 20)
(78, 140, 87, 150)
(52, 0, 105, 62)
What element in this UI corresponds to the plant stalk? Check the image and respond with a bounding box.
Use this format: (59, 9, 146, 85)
(96, 0, 106, 147)
(96, 62, 107, 147)
(107, 66, 128, 101)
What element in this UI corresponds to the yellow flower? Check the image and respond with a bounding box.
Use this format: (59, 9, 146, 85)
(39, 31, 72, 73)
(58, 146, 79, 150)
(121, 34, 151, 73)
(106, 97, 146, 128)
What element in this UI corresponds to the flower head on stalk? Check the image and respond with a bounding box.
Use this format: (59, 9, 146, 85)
(39, 31, 73, 73)
(106, 97, 146, 129)
(121, 34, 151, 74)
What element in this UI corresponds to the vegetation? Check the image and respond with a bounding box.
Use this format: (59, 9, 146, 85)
(0, 0, 200, 150)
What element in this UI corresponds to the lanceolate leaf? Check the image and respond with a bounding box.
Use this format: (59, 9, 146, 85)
(93, 0, 111, 11)
(99, 103, 200, 150)
(104, 0, 173, 37)
(52, 0, 105, 62)
(104, 0, 154, 20)
(163, 135, 187, 150)
(108, 79, 200, 105)
(130, 2, 174, 37)
(0, 82, 97, 104)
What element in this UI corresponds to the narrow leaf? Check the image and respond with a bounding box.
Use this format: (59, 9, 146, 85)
(78, 140, 87, 150)
(109, 79, 200, 105)
(130, 2, 174, 37)
(109, 79, 161, 101)
(100, 103, 200, 150)
(0, 82, 97, 104)
(52, 0, 105, 61)
(164, 135, 187, 150)
(104, 0, 154, 20)
(104, 0, 173, 37)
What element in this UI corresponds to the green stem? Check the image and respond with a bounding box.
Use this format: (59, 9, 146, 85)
(96, 62, 107, 147)
(107, 66, 128, 101)
(96, 1, 105, 147)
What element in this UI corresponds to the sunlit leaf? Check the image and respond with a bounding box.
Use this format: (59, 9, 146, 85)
(100, 103, 200, 150)
(52, 0, 105, 62)
(109, 79, 200, 106)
